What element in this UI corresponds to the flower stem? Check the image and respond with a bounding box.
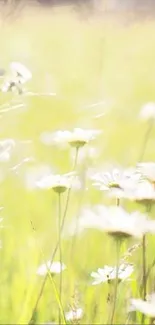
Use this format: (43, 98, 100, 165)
(58, 193, 62, 325)
(116, 197, 120, 206)
(141, 234, 147, 324)
(110, 239, 121, 325)
(28, 220, 66, 325)
(69, 154, 86, 263)
(139, 119, 153, 162)
(28, 149, 79, 325)
(141, 203, 151, 324)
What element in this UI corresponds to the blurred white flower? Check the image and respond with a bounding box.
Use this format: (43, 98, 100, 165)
(10, 62, 32, 83)
(36, 172, 80, 194)
(0, 139, 15, 162)
(91, 265, 114, 285)
(37, 261, 66, 276)
(139, 102, 155, 120)
(137, 162, 155, 184)
(91, 263, 134, 285)
(1, 62, 31, 94)
(24, 164, 54, 190)
(65, 308, 83, 321)
(91, 167, 140, 198)
(1, 79, 18, 93)
(130, 293, 155, 317)
(77, 205, 153, 239)
(41, 128, 101, 149)
(125, 180, 155, 203)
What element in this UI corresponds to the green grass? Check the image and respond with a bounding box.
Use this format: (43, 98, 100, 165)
(0, 6, 155, 324)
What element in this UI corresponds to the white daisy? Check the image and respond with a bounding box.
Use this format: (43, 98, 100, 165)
(40, 128, 101, 149)
(24, 164, 54, 190)
(125, 180, 155, 204)
(77, 205, 153, 239)
(130, 293, 155, 317)
(91, 265, 114, 285)
(139, 102, 155, 120)
(0, 139, 15, 162)
(91, 167, 140, 197)
(1, 63, 31, 94)
(36, 171, 80, 194)
(1, 79, 18, 93)
(137, 162, 155, 184)
(65, 308, 83, 321)
(91, 263, 134, 285)
(37, 261, 66, 276)
(10, 62, 32, 83)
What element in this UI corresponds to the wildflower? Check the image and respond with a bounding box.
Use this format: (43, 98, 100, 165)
(0, 139, 15, 162)
(130, 293, 155, 317)
(137, 162, 155, 185)
(139, 102, 155, 120)
(77, 205, 152, 239)
(91, 263, 134, 285)
(1, 62, 31, 94)
(91, 167, 140, 198)
(10, 62, 32, 83)
(125, 180, 155, 205)
(36, 172, 80, 194)
(37, 261, 66, 276)
(24, 164, 54, 190)
(1, 79, 19, 93)
(65, 308, 83, 322)
(40, 128, 101, 149)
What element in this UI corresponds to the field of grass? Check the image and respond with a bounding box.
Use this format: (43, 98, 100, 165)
(0, 5, 155, 324)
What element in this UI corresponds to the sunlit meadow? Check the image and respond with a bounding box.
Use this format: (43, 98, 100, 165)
(0, 2, 155, 324)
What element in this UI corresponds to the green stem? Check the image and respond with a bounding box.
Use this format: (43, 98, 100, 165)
(141, 234, 147, 324)
(116, 197, 120, 206)
(69, 159, 86, 263)
(28, 220, 66, 325)
(28, 148, 79, 325)
(110, 239, 121, 325)
(139, 119, 153, 162)
(47, 271, 66, 325)
(58, 193, 62, 325)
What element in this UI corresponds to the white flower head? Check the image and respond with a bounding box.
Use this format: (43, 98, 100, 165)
(10, 62, 32, 83)
(125, 180, 155, 204)
(91, 167, 140, 198)
(65, 308, 83, 322)
(41, 128, 102, 149)
(139, 102, 155, 120)
(0, 139, 15, 162)
(36, 171, 80, 194)
(78, 205, 152, 239)
(37, 261, 66, 276)
(25, 164, 54, 190)
(1, 62, 31, 94)
(137, 162, 155, 184)
(130, 293, 155, 317)
(91, 263, 134, 285)
(1, 79, 17, 93)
